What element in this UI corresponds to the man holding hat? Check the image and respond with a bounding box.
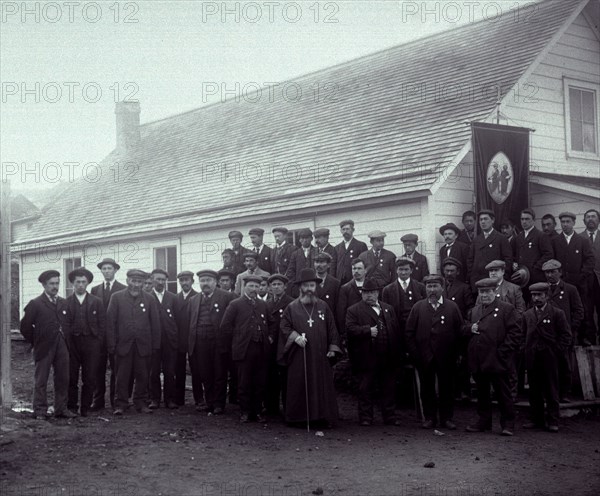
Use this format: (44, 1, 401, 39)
(382, 257, 427, 333)
(359, 230, 397, 289)
(346, 278, 402, 426)
(467, 210, 513, 291)
(314, 228, 337, 277)
(221, 274, 273, 423)
(235, 251, 270, 295)
(286, 228, 318, 293)
(543, 259, 583, 401)
(265, 274, 294, 415)
(278, 268, 342, 427)
(106, 269, 161, 415)
(334, 220, 368, 285)
(249, 228, 274, 274)
(64, 267, 106, 416)
(91, 258, 126, 411)
(522, 283, 571, 432)
(228, 230, 252, 275)
(174, 271, 200, 407)
(465, 278, 522, 436)
(314, 252, 341, 316)
(439, 223, 469, 283)
(21, 270, 74, 419)
(401, 234, 429, 282)
(406, 275, 464, 429)
(271, 227, 296, 276)
(188, 269, 236, 414)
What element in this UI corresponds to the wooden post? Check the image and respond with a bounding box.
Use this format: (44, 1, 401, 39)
(0, 179, 12, 406)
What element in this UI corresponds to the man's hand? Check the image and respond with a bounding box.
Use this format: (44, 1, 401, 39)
(326, 351, 336, 358)
(471, 323, 480, 335)
(370, 326, 378, 338)
(268, 336, 274, 345)
(294, 335, 308, 348)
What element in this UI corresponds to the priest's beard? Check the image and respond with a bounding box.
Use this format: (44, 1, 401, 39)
(299, 291, 318, 305)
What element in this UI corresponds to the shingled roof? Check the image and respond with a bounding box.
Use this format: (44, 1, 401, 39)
(12, 0, 587, 247)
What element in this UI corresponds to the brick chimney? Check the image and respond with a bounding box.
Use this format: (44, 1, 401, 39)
(115, 101, 141, 155)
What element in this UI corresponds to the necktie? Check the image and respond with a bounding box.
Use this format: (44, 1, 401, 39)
(105, 281, 110, 293)
(254, 247, 259, 254)
(590, 232, 595, 243)
(402, 281, 407, 291)
(51, 295, 57, 305)
(375, 251, 380, 258)
(446, 245, 451, 257)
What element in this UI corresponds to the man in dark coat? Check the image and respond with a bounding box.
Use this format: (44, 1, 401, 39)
(21, 270, 75, 419)
(512, 208, 553, 293)
(188, 269, 236, 414)
(106, 269, 161, 415)
(265, 274, 294, 415)
(249, 227, 274, 274)
(314, 252, 341, 317)
(286, 228, 318, 295)
(314, 228, 338, 277)
(499, 219, 518, 256)
(346, 278, 402, 426)
(582, 208, 600, 345)
(467, 209, 514, 290)
(465, 278, 522, 436)
(457, 211, 477, 246)
(271, 227, 296, 276)
(334, 219, 368, 285)
(64, 268, 106, 416)
(220, 275, 273, 423)
(217, 269, 236, 293)
(278, 269, 342, 427)
(337, 258, 367, 344)
(522, 283, 571, 433)
(148, 269, 180, 409)
(174, 271, 200, 406)
(541, 214, 559, 239)
(543, 259, 584, 401)
(382, 257, 427, 334)
(90, 258, 126, 411)
(401, 234, 429, 282)
(228, 230, 252, 275)
(358, 230, 397, 289)
(405, 275, 464, 429)
(439, 223, 469, 283)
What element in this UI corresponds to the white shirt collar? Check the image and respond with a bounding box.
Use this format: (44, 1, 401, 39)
(355, 279, 364, 287)
(524, 226, 535, 237)
(564, 231, 574, 241)
(399, 278, 411, 286)
(75, 292, 87, 304)
(278, 240, 286, 247)
(182, 289, 192, 299)
(344, 238, 353, 248)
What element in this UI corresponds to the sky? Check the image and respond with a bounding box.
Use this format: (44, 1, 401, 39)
(1, 0, 543, 199)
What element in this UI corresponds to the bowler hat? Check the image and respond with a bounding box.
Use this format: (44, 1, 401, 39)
(294, 268, 322, 285)
(68, 267, 93, 284)
(359, 278, 380, 292)
(38, 269, 60, 284)
(510, 265, 530, 288)
(439, 223, 460, 236)
(97, 258, 121, 271)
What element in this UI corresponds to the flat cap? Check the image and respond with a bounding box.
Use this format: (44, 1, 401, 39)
(401, 233, 418, 243)
(272, 226, 288, 234)
(38, 269, 60, 283)
(529, 282, 550, 293)
(423, 274, 444, 285)
(228, 230, 243, 239)
(314, 228, 330, 237)
(485, 260, 506, 270)
(478, 209, 495, 218)
(339, 219, 355, 228)
(297, 228, 313, 238)
(475, 278, 497, 289)
(439, 223, 460, 236)
(217, 269, 236, 279)
(368, 230, 387, 239)
(248, 228, 265, 236)
(442, 256, 463, 269)
(151, 268, 169, 278)
(542, 259, 562, 271)
(314, 252, 333, 262)
(268, 274, 289, 284)
(97, 258, 121, 271)
(196, 269, 218, 279)
(243, 251, 259, 260)
(243, 275, 262, 284)
(176, 271, 194, 279)
(127, 269, 148, 279)
(395, 257, 416, 268)
(68, 267, 93, 283)
(558, 212, 576, 221)
(221, 248, 235, 256)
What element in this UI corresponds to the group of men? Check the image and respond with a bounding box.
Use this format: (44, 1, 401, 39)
(20, 209, 600, 435)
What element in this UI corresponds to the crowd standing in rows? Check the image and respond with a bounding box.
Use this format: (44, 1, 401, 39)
(20, 208, 600, 435)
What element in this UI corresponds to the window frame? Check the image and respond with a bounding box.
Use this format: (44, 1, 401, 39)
(64, 256, 82, 297)
(149, 238, 181, 294)
(563, 77, 600, 160)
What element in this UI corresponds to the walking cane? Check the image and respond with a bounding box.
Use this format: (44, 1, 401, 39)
(414, 367, 425, 422)
(302, 333, 310, 433)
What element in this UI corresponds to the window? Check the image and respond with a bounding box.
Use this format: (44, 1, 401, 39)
(64, 257, 82, 297)
(154, 246, 178, 293)
(564, 78, 599, 158)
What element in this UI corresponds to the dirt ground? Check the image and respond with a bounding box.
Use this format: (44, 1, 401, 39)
(2, 340, 600, 496)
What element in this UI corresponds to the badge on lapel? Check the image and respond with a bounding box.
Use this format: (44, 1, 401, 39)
(214, 303, 219, 313)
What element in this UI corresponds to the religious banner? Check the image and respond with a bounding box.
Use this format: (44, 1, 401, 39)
(472, 122, 530, 229)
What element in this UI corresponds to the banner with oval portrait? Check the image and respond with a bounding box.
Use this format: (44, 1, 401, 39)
(472, 122, 529, 231)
